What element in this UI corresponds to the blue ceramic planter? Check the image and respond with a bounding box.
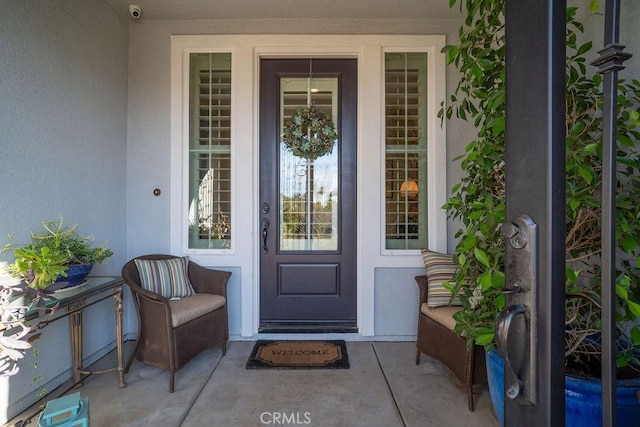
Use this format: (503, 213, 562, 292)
(486, 347, 640, 426)
(565, 374, 640, 427)
(486, 347, 505, 426)
(56, 263, 93, 287)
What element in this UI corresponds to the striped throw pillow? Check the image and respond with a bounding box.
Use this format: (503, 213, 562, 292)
(421, 249, 462, 307)
(134, 257, 196, 299)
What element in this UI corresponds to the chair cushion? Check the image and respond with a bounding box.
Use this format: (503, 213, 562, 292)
(421, 303, 463, 333)
(134, 256, 196, 298)
(421, 249, 462, 307)
(169, 294, 226, 327)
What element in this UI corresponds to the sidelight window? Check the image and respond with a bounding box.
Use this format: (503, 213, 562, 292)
(188, 53, 232, 249)
(384, 52, 428, 250)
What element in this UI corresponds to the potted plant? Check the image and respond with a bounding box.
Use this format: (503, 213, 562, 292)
(3, 217, 113, 290)
(441, 0, 640, 425)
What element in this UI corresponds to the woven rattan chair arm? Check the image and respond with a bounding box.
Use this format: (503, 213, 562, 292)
(129, 284, 169, 304)
(188, 262, 231, 297)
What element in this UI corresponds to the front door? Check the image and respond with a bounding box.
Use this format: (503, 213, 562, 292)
(259, 58, 357, 331)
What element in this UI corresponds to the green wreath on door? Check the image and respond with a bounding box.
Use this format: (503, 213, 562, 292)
(283, 105, 338, 161)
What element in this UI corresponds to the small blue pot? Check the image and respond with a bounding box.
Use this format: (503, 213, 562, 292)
(56, 263, 93, 287)
(486, 347, 505, 426)
(485, 346, 640, 426)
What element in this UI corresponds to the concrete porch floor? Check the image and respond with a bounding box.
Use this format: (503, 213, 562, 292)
(9, 341, 498, 426)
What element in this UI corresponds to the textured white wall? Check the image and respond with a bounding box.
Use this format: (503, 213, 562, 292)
(621, 2, 640, 64)
(0, 0, 128, 421)
(374, 268, 424, 338)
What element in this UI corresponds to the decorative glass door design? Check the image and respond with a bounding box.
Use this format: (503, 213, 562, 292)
(279, 76, 339, 252)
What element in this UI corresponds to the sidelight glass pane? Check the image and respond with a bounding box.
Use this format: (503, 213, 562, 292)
(188, 53, 232, 249)
(279, 77, 339, 251)
(384, 52, 428, 250)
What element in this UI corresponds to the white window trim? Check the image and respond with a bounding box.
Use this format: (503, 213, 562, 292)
(170, 35, 446, 337)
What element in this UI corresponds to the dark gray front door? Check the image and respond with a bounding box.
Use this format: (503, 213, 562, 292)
(259, 59, 357, 330)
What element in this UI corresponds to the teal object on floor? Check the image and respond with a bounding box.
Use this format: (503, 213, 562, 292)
(38, 392, 90, 427)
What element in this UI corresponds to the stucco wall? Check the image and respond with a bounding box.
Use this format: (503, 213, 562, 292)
(620, 2, 640, 74)
(584, 1, 640, 77)
(0, 0, 128, 421)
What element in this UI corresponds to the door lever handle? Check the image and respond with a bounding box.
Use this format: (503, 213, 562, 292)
(495, 304, 530, 402)
(261, 218, 270, 254)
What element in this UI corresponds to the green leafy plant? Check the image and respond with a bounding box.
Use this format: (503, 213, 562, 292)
(3, 217, 113, 290)
(441, 0, 640, 375)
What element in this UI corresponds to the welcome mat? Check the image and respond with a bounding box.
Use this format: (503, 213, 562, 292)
(246, 340, 349, 369)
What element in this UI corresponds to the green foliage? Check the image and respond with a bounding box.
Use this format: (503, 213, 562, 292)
(443, 0, 640, 373)
(440, 0, 507, 349)
(3, 217, 113, 290)
(6, 245, 68, 290)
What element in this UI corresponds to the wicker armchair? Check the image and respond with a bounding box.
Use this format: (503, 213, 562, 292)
(122, 254, 231, 392)
(415, 275, 487, 411)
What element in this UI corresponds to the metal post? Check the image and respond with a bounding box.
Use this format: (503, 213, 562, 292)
(114, 285, 127, 388)
(590, 1, 632, 425)
(68, 302, 85, 387)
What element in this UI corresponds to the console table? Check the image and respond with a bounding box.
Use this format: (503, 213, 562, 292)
(26, 276, 127, 388)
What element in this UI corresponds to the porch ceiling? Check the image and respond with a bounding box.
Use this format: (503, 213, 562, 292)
(104, 0, 460, 21)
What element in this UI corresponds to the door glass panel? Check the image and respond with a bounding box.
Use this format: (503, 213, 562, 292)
(279, 77, 339, 251)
